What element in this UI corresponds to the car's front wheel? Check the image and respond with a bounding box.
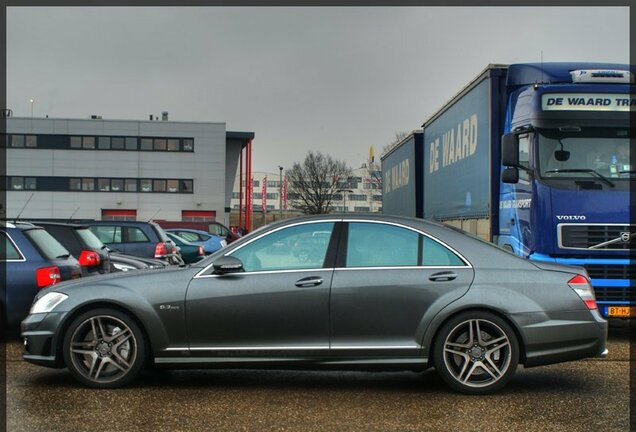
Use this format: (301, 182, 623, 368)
(433, 311, 519, 394)
(63, 308, 146, 388)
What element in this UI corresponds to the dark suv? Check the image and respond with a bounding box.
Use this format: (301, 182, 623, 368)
(1, 222, 82, 328)
(33, 222, 111, 277)
(87, 221, 181, 265)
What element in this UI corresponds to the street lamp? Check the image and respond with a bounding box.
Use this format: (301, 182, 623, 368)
(337, 189, 353, 213)
(29, 98, 35, 118)
(277, 165, 283, 219)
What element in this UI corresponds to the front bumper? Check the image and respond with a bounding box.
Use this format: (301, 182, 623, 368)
(21, 311, 68, 368)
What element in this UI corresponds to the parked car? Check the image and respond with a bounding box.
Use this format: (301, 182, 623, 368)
(155, 220, 239, 244)
(164, 228, 226, 254)
(109, 252, 169, 272)
(87, 221, 181, 265)
(30, 222, 111, 277)
(2, 222, 82, 329)
(21, 215, 607, 393)
(165, 232, 205, 264)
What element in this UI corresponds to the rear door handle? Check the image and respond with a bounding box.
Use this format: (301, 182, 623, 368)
(295, 276, 323, 287)
(429, 271, 457, 282)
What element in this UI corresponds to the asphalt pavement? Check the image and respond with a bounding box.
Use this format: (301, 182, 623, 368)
(3, 323, 632, 432)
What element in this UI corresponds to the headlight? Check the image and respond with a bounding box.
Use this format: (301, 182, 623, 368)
(30, 292, 69, 314)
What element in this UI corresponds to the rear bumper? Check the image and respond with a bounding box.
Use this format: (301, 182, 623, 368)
(513, 309, 608, 367)
(529, 253, 634, 317)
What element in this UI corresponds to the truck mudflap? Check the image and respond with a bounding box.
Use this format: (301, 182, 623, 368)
(528, 252, 634, 318)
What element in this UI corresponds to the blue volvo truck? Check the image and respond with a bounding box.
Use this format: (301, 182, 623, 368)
(381, 63, 634, 318)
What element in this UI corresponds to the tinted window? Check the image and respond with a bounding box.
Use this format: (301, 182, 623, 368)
(421, 236, 464, 266)
(125, 227, 150, 243)
(231, 222, 334, 272)
(346, 222, 418, 267)
(1, 232, 22, 260)
(177, 231, 200, 242)
(76, 228, 106, 250)
(91, 226, 122, 244)
(24, 229, 71, 260)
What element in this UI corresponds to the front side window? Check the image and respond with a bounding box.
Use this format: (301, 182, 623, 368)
(346, 222, 418, 267)
(230, 222, 335, 272)
(90, 226, 122, 244)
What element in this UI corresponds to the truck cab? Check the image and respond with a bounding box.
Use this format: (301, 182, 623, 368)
(499, 63, 634, 318)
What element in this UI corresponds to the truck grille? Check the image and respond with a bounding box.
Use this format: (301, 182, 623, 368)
(559, 224, 634, 250)
(585, 264, 636, 280)
(592, 287, 630, 303)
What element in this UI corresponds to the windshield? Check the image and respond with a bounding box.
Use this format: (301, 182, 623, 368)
(76, 228, 106, 250)
(538, 128, 631, 180)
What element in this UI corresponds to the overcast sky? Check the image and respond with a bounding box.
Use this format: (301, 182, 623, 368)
(7, 7, 629, 173)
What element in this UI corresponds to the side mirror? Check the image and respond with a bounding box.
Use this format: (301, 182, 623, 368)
(502, 133, 519, 166)
(502, 167, 519, 184)
(212, 255, 244, 275)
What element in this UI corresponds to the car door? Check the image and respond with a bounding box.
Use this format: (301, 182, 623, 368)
(329, 220, 474, 358)
(185, 220, 339, 357)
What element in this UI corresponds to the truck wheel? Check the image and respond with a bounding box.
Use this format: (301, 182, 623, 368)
(63, 308, 146, 389)
(433, 311, 519, 395)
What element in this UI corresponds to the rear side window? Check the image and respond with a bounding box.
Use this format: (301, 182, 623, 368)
(23, 229, 70, 260)
(1, 232, 23, 260)
(421, 236, 465, 266)
(346, 222, 419, 267)
(91, 226, 122, 244)
(151, 223, 170, 242)
(76, 228, 106, 250)
(177, 231, 200, 242)
(125, 227, 150, 243)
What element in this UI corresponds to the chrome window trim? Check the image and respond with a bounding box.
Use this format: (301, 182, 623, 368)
(0, 230, 27, 262)
(195, 268, 333, 279)
(194, 219, 341, 278)
(342, 219, 472, 268)
(557, 223, 634, 251)
(194, 218, 472, 278)
(334, 265, 469, 271)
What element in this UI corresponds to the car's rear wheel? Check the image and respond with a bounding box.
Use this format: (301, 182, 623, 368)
(63, 308, 145, 389)
(433, 311, 519, 394)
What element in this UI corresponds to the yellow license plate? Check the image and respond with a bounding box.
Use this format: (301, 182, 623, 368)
(607, 306, 636, 318)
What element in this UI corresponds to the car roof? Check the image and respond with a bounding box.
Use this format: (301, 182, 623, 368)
(166, 228, 210, 235)
(26, 221, 89, 229)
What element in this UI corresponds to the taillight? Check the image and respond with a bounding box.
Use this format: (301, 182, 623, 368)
(197, 245, 204, 256)
(568, 274, 597, 310)
(78, 250, 101, 267)
(154, 242, 168, 258)
(36, 266, 61, 288)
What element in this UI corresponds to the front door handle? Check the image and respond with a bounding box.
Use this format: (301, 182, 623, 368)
(295, 276, 323, 287)
(429, 271, 457, 282)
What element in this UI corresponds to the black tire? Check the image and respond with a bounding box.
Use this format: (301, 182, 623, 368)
(433, 311, 519, 395)
(63, 308, 146, 389)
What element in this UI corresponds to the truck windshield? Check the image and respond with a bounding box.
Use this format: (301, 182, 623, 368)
(538, 128, 631, 181)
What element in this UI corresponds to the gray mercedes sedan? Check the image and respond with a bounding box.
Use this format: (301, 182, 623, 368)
(21, 214, 607, 394)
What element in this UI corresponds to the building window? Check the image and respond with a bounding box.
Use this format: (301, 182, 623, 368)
(10, 177, 24, 190)
(11, 135, 25, 148)
(253, 192, 262, 199)
(140, 138, 153, 151)
(153, 179, 166, 192)
(0, 134, 7, 147)
(125, 179, 137, 192)
(167, 139, 179, 151)
(70, 136, 81, 148)
(154, 138, 167, 151)
(373, 195, 382, 202)
(25, 135, 37, 147)
(111, 178, 124, 191)
(267, 181, 280, 188)
(232, 192, 240, 199)
(24, 177, 36, 190)
(183, 139, 194, 151)
(349, 194, 367, 201)
(354, 206, 370, 212)
(266, 193, 278, 200)
(140, 179, 152, 192)
(98, 136, 111, 149)
(82, 178, 95, 191)
(82, 136, 96, 149)
(166, 180, 179, 193)
(125, 137, 137, 150)
(98, 178, 110, 191)
(181, 180, 193, 193)
(111, 137, 125, 150)
(70, 178, 81, 190)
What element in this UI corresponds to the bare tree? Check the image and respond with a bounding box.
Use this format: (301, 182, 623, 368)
(287, 151, 351, 214)
(380, 131, 410, 158)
